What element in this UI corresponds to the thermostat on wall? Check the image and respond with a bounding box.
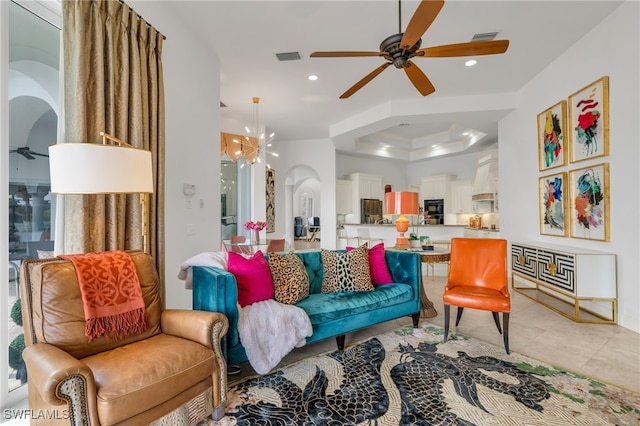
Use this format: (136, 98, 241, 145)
(183, 183, 196, 196)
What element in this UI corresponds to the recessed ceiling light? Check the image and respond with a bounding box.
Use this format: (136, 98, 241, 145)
(308, 74, 319, 81)
(431, 144, 438, 148)
(465, 59, 477, 67)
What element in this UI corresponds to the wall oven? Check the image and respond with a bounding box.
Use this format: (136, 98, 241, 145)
(424, 199, 444, 224)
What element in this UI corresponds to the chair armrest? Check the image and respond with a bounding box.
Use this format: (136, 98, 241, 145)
(161, 310, 229, 415)
(22, 343, 99, 424)
(161, 309, 228, 348)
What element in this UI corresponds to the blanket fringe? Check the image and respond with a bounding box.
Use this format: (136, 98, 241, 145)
(86, 307, 149, 342)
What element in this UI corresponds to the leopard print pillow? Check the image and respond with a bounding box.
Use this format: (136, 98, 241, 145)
(268, 252, 310, 305)
(321, 244, 373, 293)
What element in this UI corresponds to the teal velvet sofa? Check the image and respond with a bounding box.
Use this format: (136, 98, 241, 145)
(192, 249, 422, 366)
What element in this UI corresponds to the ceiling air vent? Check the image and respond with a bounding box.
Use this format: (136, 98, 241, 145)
(471, 32, 499, 42)
(220, 101, 226, 108)
(275, 51, 302, 61)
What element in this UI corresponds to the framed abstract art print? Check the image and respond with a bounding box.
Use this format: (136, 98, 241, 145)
(539, 172, 568, 237)
(568, 76, 609, 163)
(569, 163, 609, 241)
(537, 101, 567, 171)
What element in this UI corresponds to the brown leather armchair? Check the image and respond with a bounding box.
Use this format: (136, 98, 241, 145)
(20, 251, 229, 425)
(442, 238, 511, 354)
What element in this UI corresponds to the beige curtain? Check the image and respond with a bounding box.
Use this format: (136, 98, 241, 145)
(61, 0, 165, 278)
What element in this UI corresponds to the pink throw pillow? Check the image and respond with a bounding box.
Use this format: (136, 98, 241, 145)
(346, 243, 394, 285)
(227, 250, 274, 307)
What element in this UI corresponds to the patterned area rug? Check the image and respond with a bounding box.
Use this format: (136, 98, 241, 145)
(209, 324, 640, 425)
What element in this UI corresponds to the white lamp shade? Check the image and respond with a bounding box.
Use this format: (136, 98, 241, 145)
(49, 143, 153, 194)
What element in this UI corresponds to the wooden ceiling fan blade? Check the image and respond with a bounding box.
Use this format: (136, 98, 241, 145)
(400, 0, 445, 50)
(404, 61, 435, 96)
(417, 40, 510, 58)
(340, 62, 391, 99)
(310, 51, 386, 58)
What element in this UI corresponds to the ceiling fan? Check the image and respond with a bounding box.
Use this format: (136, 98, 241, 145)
(310, 0, 509, 99)
(10, 146, 49, 160)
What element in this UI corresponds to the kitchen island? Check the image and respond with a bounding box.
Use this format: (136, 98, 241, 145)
(339, 224, 465, 249)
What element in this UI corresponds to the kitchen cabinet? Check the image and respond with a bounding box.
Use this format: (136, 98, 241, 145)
(511, 242, 616, 324)
(345, 173, 383, 223)
(336, 179, 353, 214)
(450, 179, 473, 214)
(349, 173, 383, 200)
(420, 175, 453, 211)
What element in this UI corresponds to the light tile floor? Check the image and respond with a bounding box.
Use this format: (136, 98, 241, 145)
(231, 275, 640, 394)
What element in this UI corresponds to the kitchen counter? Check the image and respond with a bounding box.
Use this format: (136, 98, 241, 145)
(339, 224, 466, 249)
(464, 226, 500, 232)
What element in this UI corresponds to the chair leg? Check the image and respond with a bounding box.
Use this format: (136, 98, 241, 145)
(455, 307, 464, 326)
(492, 312, 503, 335)
(443, 304, 451, 343)
(503, 312, 510, 354)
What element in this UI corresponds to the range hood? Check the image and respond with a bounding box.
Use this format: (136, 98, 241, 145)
(472, 151, 499, 202)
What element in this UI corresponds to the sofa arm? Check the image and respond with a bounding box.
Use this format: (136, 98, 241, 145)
(192, 266, 240, 360)
(161, 309, 228, 348)
(385, 250, 422, 303)
(22, 343, 100, 425)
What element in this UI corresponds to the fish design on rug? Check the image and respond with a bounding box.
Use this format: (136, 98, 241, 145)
(230, 337, 389, 425)
(390, 341, 551, 425)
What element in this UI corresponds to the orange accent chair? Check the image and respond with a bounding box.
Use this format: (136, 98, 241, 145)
(266, 238, 285, 253)
(442, 238, 511, 354)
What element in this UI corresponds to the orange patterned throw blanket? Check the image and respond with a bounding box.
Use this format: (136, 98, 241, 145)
(59, 251, 149, 342)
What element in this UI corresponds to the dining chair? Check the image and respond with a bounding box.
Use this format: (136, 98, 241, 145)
(266, 238, 285, 253)
(230, 235, 252, 255)
(442, 238, 511, 354)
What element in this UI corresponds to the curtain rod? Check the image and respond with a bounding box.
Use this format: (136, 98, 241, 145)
(119, 0, 166, 40)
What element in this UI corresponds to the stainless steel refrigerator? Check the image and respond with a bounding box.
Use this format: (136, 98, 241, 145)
(361, 198, 382, 224)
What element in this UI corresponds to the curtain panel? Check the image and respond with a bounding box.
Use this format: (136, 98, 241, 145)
(61, 0, 165, 282)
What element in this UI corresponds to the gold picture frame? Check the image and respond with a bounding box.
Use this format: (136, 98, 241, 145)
(265, 168, 275, 233)
(537, 100, 567, 171)
(539, 172, 568, 237)
(568, 76, 609, 163)
(569, 163, 609, 241)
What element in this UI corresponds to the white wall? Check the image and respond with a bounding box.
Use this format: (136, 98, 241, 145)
(129, 1, 221, 309)
(337, 146, 492, 192)
(337, 153, 409, 191)
(500, 1, 639, 332)
(271, 138, 337, 248)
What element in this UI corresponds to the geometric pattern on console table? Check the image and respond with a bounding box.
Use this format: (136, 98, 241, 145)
(538, 249, 575, 293)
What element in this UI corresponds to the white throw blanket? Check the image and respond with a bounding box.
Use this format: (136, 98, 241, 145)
(177, 251, 228, 289)
(238, 299, 313, 375)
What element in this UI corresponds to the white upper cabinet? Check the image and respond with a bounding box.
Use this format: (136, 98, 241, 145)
(344, 173, 383, 223)
(420, 175, 453, 211)
(450, 179, 473, 214)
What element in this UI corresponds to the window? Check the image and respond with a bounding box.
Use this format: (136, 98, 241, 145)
(2, 0, 60, 407)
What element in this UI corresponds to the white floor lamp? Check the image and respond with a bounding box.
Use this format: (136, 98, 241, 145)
(48, 132, 154, 252)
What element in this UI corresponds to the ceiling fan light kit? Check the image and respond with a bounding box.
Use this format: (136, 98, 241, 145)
(310, 0, 509, 99)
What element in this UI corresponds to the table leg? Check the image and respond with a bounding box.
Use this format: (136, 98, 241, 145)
(420, 274, 437, 318)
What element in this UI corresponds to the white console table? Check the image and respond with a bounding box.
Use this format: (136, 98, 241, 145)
(511, 242, 617, 324)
